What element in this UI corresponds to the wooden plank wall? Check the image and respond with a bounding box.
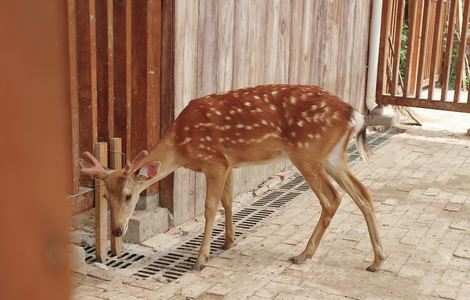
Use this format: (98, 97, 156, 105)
(67, 0, 162, 201)
(172, 0, 371, 225)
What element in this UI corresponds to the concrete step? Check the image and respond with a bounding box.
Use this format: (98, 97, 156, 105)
(124, 207, 170, 244)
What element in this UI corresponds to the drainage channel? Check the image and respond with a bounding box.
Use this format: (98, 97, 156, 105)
(82, 128, 396, 282)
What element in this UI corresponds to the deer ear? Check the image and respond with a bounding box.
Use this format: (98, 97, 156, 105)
(137, 161, 161, 182)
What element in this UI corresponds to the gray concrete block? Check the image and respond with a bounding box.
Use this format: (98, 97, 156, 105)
(135, 193, 159, 211)
(69, 244, 86, 268)
(124, 207, 169, 243)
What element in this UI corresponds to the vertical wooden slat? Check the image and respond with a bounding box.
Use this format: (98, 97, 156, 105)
(113, 0, 127, 152)
(428, 0, 445, 100)
(160, 0, 175, 213)
(67, 0, 80, 195)
(454, 0, 470, 102)
(96, 0, 109, 141)
(125, 0, 132, 156)
(391, 0, 405, 96)
(146, 0, 162, 196)
(415, 0, 431, 99)
(404, 0, 418, 97)
(377, 0, 392, 99)
(441, 0, 458, 101)
(130, 0, 148, 160)
(76, 0, 98, 188)
(107, 0, 115, 137)
(94, 142, 108, 262)
(109, 138, 122, 256)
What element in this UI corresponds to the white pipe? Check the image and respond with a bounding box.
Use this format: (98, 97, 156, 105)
(365, 0, 383, 112)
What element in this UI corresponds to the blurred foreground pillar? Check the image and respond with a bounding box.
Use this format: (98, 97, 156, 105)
(0, 1, 71, 300)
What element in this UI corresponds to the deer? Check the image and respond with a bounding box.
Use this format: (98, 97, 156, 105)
(79, 84, 385, 272)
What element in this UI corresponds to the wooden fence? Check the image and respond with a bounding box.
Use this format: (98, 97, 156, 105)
(67, 0, 166, 213)
(378, 0, 470, 112)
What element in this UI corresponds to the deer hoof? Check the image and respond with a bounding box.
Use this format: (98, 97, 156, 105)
(221, 241, 235, 250)
(192, 263, 206, 271)
(289, 256, 302, 264)
(366, 265, 378, 272)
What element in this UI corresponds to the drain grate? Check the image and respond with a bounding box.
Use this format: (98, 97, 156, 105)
(176, 228, 244, 254)
(82, 244, 145, 269)
(252, 191, 284, 207)
(134, 252, 197, 281)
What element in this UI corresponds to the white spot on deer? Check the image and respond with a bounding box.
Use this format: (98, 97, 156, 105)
(310, 105, 318, 111)
(291, 132, 297, 137)
(245, 125, 253, 130)
(214, 110, 222, 116)
(324, 107, 331, 113)
(315, 133, 321, 139)
(332, 111, 340, 119)
(218, 138, 225, 143)
(225, 116, 231, 121)
(199, 144, 206, 149)
(301, 94, 308, 100)
(269, 104, 277, 111)
(197, 154, 204, 158)
(178, 137, 192, 145)
(199, 138, 205, 142)
(307, 92, 314, 96)
(253, 123, 260, 128)
(229, 110, 236, 115)
(235, 124, 244, 129)
(235, 132, 241, 136)
(297, 142, 303, 148)
(205, 136, 212, 141)
(183, 126, 190, 131)
(244, 102, 252, 107)
(301, 111, 308, 117)
(208, 155, 213, 159)
(206, 113, 212, 118)
(282, 102, 287, 109)
(320, 101, 325, 107)
(289, 96, 297, 104)
(225, 125, 231, 130)
(297, 121, 304, 127)
(288, 118, 294, 126)
(304, 142, 310, 148)
(269, 121, 276, 127)
(253, 95, 260, 100)
(233, 93, 239, 97)
(271, 91, 279, 96)
(238, 138, 245, 143)
(276, 126, 282, 132)
(307, 133, 314, 139)
(236, 108, 243, 113)
(261, 120, 268, 126)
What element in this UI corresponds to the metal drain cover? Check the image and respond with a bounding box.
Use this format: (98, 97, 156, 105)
(82, 244, 145, 270)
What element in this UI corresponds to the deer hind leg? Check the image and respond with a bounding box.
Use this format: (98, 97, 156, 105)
(193, 165, 229, 271)
(326, 140, 385, 272)
(221, 170, 235, 249)
(288, 160, 341, 264)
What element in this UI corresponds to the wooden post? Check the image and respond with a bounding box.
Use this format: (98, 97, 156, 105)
(109, 138, 123, 255)
(94, 142, 108, 262)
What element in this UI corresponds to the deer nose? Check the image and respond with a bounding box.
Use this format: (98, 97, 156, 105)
(112, 228, 123, 237)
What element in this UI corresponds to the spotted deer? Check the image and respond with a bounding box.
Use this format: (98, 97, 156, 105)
(80, 84, 385, 272)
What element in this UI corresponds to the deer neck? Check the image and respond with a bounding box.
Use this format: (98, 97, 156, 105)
(137, 128, 181, 193)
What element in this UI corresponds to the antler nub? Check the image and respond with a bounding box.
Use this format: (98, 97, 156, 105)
(79, 151, 109, 179)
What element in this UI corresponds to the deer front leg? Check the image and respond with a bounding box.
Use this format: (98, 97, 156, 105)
(221, 170, 235, 249)
(193, 166, 228, 271)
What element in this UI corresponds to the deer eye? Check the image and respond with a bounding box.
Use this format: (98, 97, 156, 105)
(124, 193, 132, 202)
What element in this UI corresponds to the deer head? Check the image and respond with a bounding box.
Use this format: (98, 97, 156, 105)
(79, 150, 161, 237)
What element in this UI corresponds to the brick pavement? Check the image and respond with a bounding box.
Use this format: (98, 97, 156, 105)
(73, 128, 470, 300)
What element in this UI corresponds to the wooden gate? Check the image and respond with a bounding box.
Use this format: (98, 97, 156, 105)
(377, 0, 470, 112)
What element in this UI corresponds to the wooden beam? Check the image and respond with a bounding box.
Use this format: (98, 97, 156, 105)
(404, 0, 418, 97)
(67, 0, 80, 195)
(415, 0, 431, 99)
(379, 95, 470, 113)
(391, 0, 405, 96)
(441, 0, 458, 101)
(96, 0, 110, 142)
(107, 0, 115, 137)
(159, 0, 175, 212)
(454, 0, 470, 102)
(376, 0, 392, 101)
(94, 142, 108, 262)
(76, 0, 98, 188)
(126, 0, 132, 156)
(109, 138, 122, 255)
(428, 0, 444, 100)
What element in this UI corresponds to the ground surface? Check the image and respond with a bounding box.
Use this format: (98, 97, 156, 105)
(73, 113, 470, 300)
